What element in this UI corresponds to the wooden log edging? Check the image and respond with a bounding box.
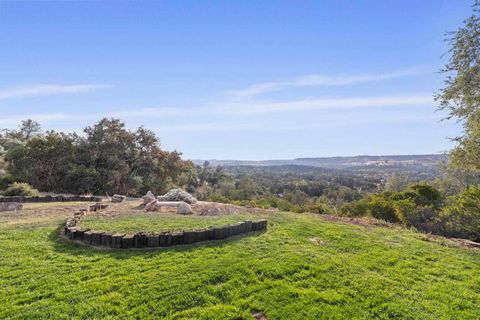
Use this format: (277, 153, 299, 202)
(63, 204, 268, 249)
(0, 195, 102, 203)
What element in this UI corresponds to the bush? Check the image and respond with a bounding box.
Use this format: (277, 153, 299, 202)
(0, 174, 16, 191)
(304, 199, 334, 215)
(437, 185, 480, 241)
(341, 195, 398, 222)
(341, 201, 369, 217)
(2, 182, 40, 197)
(365, 196, 399, 222)
(394, 200, 437, 230)
(406, 183, 444, 208)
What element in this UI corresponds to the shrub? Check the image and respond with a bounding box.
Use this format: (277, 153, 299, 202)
(305, 200, 334, 215)
(341, 201, 369, 217)
(0, 174, 16, 191)
(341, 195, 398, 222)
(365, 196, 399, 222)
(208, 193, 230, 204)
(394, 200, 437, 230)
(407, 183, 443, 208)
(2, 182, 40, 197)
(437, 185, 480, 241)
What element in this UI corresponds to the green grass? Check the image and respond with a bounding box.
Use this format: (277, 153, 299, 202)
(79, 213, 260, 233)
(1, 206, 480, 319)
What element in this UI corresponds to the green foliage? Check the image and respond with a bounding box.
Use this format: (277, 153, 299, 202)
(2, 118, 188, 196)
(395, 201, 437, 230)
(79, 119, 185, 196)
(0, 174, 16, 191)
(341, 194, 399, 222)
(341, 183, 443, 225)
(433, 162, 480, 196)
(384, 173, 414, 192)
(436, 2, 480, 173)
(2, 182, 39, 197)
(6, 131, 79, 193)
(401, 183, 444, 208)
(438, 185, 480, 241)
(0, 119, 42, 152)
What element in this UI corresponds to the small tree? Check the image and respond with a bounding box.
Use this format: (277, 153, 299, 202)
(436, 1, 480, 173)
(438, 185, 480, 241)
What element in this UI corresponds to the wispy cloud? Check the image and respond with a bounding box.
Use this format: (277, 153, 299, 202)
(0, 84, 112, 100)
(0, 94, 434, 129)
(228, 67, 429, 99)
(0, 113, 75, 127)
(216, 95, 434, 115)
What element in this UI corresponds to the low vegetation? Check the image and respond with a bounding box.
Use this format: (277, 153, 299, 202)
(1, 182, 39, 197)
(1, 203, 480, 319)
(340, 182, 480, 242)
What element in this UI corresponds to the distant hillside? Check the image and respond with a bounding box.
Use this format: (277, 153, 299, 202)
(193, 154, 447, 169)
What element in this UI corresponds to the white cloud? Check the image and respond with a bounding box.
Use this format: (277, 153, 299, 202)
(216, 95, 434, 115)
(0, 94, 435, 130)
(228, 67, 429, 99)
(0, 84, 111, 100)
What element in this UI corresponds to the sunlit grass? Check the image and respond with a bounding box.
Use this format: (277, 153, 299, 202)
(79, 212, 261, 233)
(1, 205, 479, 319)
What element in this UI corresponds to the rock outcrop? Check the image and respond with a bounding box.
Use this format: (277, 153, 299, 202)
(111, 194, 127, 203)
(142, 191, 156, 205)
(145, 201, 193, 215)
(157, 189, 197, 204)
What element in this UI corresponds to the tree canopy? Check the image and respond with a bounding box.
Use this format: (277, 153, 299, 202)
(437, 1, 480, 172)
(2, 118, 189, 196)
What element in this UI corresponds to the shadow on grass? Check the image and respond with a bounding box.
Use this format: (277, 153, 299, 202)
(48, 224, 267, 259)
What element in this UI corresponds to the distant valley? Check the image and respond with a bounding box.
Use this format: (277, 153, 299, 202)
(193, 154, 447, 173)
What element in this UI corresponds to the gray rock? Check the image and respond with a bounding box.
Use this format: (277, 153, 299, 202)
(145, 201, 193, 215)
(157, 189, 197, 204)
(142, 191, 156, 205)
(111, 194, 126, 203)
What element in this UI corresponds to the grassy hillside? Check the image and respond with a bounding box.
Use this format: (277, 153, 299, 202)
(1, 203, 480, 319)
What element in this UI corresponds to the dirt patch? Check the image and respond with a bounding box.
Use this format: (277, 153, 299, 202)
(320, 214, 398, 229)
(309, 237, 326, 246)
(191, 201, 272, 216)
(251, 310, 267, 320)
(0, 202, 95, 228)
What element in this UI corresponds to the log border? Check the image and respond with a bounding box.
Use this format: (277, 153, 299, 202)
(0, 195, 102, 203)
(62, 203, 267, 249)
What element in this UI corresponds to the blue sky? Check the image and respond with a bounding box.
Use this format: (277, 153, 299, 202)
(0, 0, 473, 160)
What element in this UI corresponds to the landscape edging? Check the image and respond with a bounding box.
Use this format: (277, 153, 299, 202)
(0, 195, 102, 203)
(63, 203, 268, 249)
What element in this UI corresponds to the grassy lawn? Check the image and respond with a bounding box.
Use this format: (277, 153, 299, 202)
(79, 212, 262, 233)
(1, 204, 480, 319)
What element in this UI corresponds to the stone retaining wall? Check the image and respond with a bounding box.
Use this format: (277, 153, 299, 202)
(63, 203, 268, 249)
(0, 195, 102, 203)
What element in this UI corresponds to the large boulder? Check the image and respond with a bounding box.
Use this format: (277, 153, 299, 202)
(157, 189, 197, 204)
(142, 191, 156, 205)
(111, 194, 127, 203)
(145, 201, 193, 215)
